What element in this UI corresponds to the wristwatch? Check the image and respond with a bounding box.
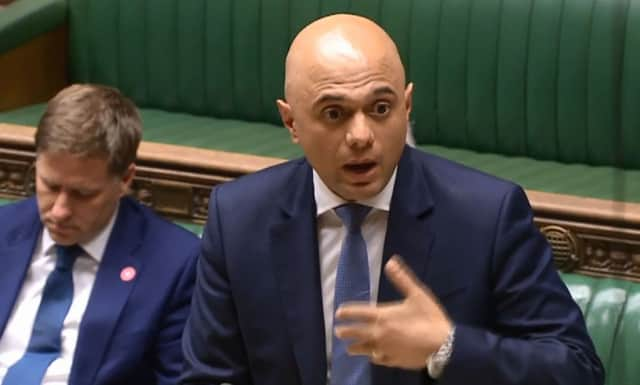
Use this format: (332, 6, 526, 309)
(426, 326, 456, 379)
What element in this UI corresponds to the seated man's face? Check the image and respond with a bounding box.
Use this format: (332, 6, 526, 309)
(35, 152, 130, 245)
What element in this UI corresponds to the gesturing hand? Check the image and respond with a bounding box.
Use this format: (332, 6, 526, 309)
(334, 255, 453, 369)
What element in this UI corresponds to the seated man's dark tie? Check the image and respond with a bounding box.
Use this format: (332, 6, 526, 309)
(2, 244, 82, 385)
(330, 204, 372, 385)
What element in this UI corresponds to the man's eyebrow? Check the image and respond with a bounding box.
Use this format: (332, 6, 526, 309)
(312, 93, 347, 107)
(39, 175, 56, 186)
(372, 86, 397, 97)
(39, 175, 99, 194)
(312, 86, 398, 107)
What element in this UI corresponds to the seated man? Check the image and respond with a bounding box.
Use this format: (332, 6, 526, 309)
(0, 84, 200, 385)
(181, 13, 604, 385)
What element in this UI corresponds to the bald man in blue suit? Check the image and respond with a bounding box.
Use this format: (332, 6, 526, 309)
(181, 14, 603, 385)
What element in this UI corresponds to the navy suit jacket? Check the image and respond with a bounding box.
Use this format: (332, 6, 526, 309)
(182, 146, 603, 385)
(0, 196, 199, 385)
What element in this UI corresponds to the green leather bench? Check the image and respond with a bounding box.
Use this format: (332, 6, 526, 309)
(1, 0, 639, 203)
(563, 274, 640, 384)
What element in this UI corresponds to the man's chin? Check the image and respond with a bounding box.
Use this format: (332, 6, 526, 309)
(47, 227, 79, 245)
(339, 182, 383, 202)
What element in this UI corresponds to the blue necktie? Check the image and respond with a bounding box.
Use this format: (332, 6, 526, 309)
(2, 244, 81, 385)
(330, 204, 372, 385)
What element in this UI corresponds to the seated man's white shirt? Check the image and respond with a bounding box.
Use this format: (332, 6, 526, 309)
(0, 205, 119, 384)
(314, 169, 397, 364)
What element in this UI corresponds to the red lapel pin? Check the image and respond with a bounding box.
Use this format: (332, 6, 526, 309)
(120, 266, 136, 282)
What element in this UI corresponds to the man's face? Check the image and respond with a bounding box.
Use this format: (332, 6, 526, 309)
(279, 53, 412, 201)
(35, 152, 133, 245)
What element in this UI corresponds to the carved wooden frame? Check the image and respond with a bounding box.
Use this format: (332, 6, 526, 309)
(1, 123, 639, 282)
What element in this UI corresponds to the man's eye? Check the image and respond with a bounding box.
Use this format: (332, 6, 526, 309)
(372, 102, 391, 116)
(71, 190, 96, 199)
(44, 183, 60, 192)
(323, 108, 343, 121)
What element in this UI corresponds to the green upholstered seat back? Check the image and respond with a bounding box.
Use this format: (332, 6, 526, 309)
(68, 0, 640, 169)
(564, 274, 640, 385)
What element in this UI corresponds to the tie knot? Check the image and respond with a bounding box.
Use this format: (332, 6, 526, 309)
(55, 244, 82, 271)
(335, 204, 371, 232)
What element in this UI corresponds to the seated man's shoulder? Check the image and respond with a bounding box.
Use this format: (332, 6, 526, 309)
(0, 198, 40, 241)
(0, 197, 37, 216)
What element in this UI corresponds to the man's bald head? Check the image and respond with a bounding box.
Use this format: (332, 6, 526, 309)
(276, 13, 413, 201)
(283, 14, 406, 103)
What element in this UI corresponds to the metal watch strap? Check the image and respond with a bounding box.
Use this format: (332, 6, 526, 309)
(426, 326, 456, 379)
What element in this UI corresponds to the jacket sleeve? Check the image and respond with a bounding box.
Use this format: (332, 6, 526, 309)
(154, 239, 200, 385)
(181, 187, 252, 385)
(439, 186, 604, 385)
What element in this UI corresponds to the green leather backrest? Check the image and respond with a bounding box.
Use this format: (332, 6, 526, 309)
(564, 273, 640, 385)
(68, 0, 640, 169)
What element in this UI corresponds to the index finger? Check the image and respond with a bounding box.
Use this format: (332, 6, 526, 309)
(335, 302, 378, 323)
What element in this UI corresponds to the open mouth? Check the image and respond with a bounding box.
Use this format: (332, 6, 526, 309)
(344, 162, 376, 174)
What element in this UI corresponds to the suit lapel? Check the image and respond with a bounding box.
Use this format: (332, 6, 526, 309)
(379, 148, 435, 302)
(69, 199, 144, 385)
(375, 148, 436, 385)
(271, 162, 327, 385)
(0, 199, 42, 335)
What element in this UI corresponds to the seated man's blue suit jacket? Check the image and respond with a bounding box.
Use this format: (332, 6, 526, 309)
(0, 196, 199, 385)
(182, 146, 604, 385)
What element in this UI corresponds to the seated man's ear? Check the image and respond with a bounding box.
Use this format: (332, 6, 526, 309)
(120, 163, 136, 196)
(276, 99, 299, 144)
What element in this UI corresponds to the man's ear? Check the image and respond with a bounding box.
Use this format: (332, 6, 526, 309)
(120, 163, 136, 196)
(404, 82, 414, 120)
(276, 99, 299, 143)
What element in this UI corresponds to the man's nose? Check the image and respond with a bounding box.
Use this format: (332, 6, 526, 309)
(50, 192, 72, 220)
(345, 113, 374, 148)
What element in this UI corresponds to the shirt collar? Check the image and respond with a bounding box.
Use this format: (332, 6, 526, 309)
(313, 168, 397, 217)
(41, 202, 120, 263)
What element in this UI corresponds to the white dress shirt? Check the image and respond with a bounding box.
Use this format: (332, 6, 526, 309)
(314, 169, 397, 363)
(0, 205, 119, 385)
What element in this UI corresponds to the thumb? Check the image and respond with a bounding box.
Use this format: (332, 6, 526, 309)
(384, 255, 422, 298)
